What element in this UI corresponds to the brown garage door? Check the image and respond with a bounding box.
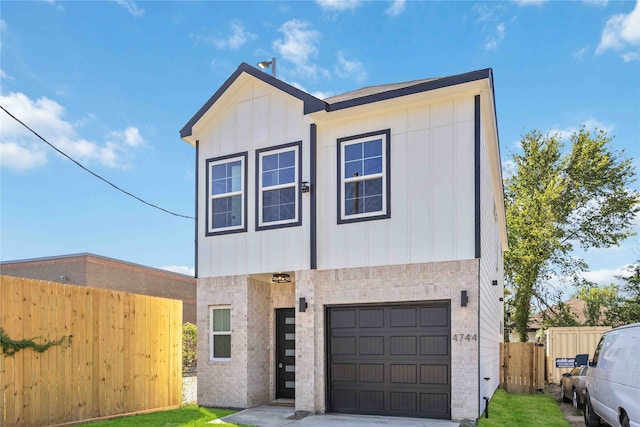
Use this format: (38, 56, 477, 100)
(327, 302, 450, 419)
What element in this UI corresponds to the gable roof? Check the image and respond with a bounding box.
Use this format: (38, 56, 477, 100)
(180, 65, 495, 141)
(179, 62, 326, 139)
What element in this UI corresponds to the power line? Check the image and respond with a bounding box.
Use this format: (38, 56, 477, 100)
(1, 104, 195, 220)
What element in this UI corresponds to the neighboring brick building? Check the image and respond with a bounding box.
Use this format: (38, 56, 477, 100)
(0, 253, 196, 324)
(181, 63, 507, 422)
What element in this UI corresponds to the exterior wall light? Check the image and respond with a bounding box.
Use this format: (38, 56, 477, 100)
(461, 290, 469, 307)
(300, 181, 310, 193)
(299, 297, 308, 313)
(272, 272, 290, 283)
(257, 58, 276, 77)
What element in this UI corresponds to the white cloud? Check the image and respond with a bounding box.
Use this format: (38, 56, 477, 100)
(312, 90, 334, 100)
(0, 92, 144, 171)
(596, 0, 640, 58)
(0, 18, 6, 33)
(474, 3, 501, 23)
(0, 141, 48, 171)
(385, 0, 406, 17)
(547, 119, 614, 140)
(111, 126, 145, 148)
(573, 45, 590, 60)
(0, 69, 11, 80)
(579, 266, 629, 286)
(484, 23, 505, 50)
(212, 21, 256, 50)
(273, 20, 322, 79)
(159, 265, 195, 277)
(316, 0, 362, 11)
(335, 51, 368, 84)
(622, 52, 640, 62)
(115, 0, 144, 17)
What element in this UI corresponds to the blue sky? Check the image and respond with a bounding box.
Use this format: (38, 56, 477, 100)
(1, 0, 638, 289)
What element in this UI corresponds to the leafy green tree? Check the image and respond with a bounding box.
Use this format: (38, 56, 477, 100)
(504, 128, 639, 341)
(576, 282, 620, 326)
(182, 322, 197, 375)
(574, 261, 640, 328)
(608, 261, 640, 326)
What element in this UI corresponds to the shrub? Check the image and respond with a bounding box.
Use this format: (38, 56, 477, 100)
(182, 322, 197, 375)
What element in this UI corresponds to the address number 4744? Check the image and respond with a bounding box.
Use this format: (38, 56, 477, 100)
(452, 334, 477, 342)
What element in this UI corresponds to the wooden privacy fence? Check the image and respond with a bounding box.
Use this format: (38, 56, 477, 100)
(0, 276, 182, 427)
(500, 342, 545, 394)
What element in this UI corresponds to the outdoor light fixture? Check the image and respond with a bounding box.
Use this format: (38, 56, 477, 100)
(300, 181, 310, 193)
(461, 290, 469, 307)
(299, 297, 308, 313)
(492, 280, 498, 286)
(272, 272, 290, 283)
(257, 57, 276, 77)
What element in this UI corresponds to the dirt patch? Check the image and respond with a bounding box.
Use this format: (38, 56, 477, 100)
(545, 383, 584, 427)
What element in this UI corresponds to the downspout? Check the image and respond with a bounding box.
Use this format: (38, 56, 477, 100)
(474, 94, 482, 418)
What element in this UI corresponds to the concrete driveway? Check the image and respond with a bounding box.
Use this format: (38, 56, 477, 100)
(214, 404, 465, 427)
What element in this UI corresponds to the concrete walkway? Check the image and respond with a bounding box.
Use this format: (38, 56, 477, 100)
(213, 405, 465, 427)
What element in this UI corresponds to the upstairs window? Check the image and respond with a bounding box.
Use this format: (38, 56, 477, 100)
(206, 152, 247, 235)
(337, 129, 390, 223)
(256, 142, 302, 230)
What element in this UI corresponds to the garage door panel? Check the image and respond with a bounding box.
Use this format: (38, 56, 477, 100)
(333, 363, 356, 382)
(391, 392, 418, 412)
(420, 364, 448, 384)
(359, 336, 384, 354)
(360, 391, 384, 409)
(420, 306, 448, 326)
(332, 336, 356, 355)
(420, 335, 448, 355)
(334, 390, 356, 409)
(420, 393, 449, 417)
(390, 307, 417, 327)
(390, 336, 417, 355)
(359, 309, 384, 327)
(328, 302, 451, 419)
(359, 364, 384, 382)
(332, 310, 356, 328)
(390, 364, 417, 383)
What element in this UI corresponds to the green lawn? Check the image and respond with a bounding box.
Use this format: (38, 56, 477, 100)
(77, 405, 243, 427)
(78, 390, 568, 427)
(478, 389, 570, 427)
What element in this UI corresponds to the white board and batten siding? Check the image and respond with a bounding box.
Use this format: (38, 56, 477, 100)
(196, 79, 310, 277)
(315, 95, 477, 270)
(477, 93, 505, 413)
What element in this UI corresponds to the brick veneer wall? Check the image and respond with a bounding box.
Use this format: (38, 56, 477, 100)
(295, 259, 480, 420)
(197, 259, 481, 421)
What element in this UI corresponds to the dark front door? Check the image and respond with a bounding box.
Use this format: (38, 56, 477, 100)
(276, 308, 295, 399)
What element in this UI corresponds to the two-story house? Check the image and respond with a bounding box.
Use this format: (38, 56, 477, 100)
(180, 63, 507, 422)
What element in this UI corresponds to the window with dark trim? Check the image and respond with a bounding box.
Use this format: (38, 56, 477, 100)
(256, 141, 302, 230)
(206, 152, 248, 235)
(337, 129, 391, 223)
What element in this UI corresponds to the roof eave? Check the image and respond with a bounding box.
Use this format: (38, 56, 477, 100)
(326, 68, 493, 112)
